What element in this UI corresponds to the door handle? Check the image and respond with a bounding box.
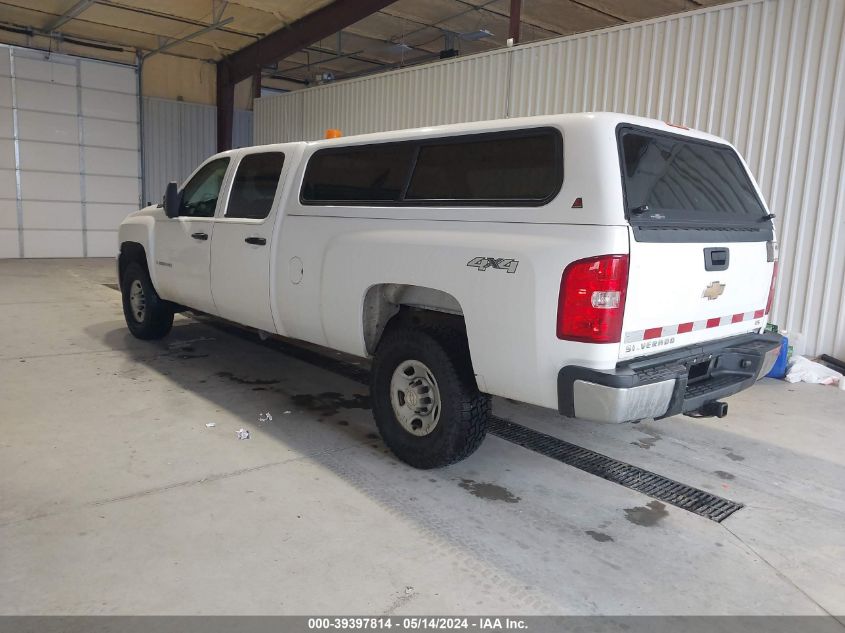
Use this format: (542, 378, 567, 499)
(191, 232, 208, 241)
(245, 237, 267, 246)
(704, 247, 729, 271)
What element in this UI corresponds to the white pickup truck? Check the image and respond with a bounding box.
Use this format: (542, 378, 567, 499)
(118, 112, 782, 468)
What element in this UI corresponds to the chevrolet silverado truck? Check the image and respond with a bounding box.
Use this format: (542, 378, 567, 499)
(118, 112, 782, 468)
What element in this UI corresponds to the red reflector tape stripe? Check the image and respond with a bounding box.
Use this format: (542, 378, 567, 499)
(623, 309, 765, 344)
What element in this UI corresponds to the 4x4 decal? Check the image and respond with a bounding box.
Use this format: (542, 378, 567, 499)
(467, 256, 519, 274)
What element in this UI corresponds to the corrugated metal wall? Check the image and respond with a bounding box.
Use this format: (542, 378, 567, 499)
(142, 97, 253, 205)
(254, 50, 510, 143)
(233, 108, 254, 149)
(253, 0, 845, 359)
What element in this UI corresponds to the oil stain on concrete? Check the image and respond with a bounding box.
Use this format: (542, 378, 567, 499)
(216, 371, 280, 386)
(631, 430, 662, 450)
(623, 500, 669, 526)
(585, 530, 614, 543)
(714, 470, 736, 480)
(458, 479, 520, 503)
(722, 447, 746, 462)
(291, 392, 371, 418)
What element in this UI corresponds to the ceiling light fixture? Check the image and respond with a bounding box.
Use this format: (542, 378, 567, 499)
(387, 42, 412, 53)
(459, 28, 493, 41)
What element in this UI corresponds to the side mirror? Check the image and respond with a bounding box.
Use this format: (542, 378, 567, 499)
(163, 181, 181, 218)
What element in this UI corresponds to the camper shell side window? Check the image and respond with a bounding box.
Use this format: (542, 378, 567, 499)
(300, 127, 563, 207)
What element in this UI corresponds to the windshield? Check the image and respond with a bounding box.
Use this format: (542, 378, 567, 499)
(618, 126, 768, 227)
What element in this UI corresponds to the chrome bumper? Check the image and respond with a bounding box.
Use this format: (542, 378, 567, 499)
(559, 332, 783, 423)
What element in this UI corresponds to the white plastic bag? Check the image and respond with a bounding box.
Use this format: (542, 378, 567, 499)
(785, 355, 843, 385)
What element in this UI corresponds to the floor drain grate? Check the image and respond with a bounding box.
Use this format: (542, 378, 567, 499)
(488, 416, 743, 522)
(189, 315, 744, 522)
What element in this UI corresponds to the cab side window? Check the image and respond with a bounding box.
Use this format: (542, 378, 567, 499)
(179, 158, 230, 218)
(225, 152, 285, 220)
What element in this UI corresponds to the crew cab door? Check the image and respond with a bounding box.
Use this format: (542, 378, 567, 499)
(154, 156, 231, 313)
(210, 151, 286, 332)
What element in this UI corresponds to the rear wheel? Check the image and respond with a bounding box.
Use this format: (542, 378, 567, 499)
(371, 322, 490, 468)
(121, 261, 173, 340)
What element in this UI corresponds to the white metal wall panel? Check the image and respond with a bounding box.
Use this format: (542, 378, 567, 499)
(304, 51, 509, 140)
(254, 91, 303, 144)
(79, 57, 139, 256)
(141, 97, 254, 203)
(0, 45, 140, 259)
(253, 0, 845, 358)
(233, 108, 253, 148)
(141, 97, 215, 206)
(254, 51, 509, 143)
(0, 42, 14, 259)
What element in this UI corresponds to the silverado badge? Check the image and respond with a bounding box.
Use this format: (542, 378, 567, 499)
(702, 281, 726, 300)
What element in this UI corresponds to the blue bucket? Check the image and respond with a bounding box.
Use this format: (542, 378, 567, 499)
(766, 335, 789, 379)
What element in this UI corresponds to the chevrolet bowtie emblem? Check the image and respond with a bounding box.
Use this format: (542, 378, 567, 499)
(702, 281, 726, 300)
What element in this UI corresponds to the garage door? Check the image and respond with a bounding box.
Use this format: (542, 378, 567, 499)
(0, 45, 140, 258)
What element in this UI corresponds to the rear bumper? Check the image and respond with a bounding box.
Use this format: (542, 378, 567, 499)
(558, 332, 782, 423)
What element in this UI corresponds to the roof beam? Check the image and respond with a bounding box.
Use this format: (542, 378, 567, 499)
(216, 0, 399, 151)
(45, 0, 98, 33)
(219, 0, 401, 84)
(141, 16, 234, 60)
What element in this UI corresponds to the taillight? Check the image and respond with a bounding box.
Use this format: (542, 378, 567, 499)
(766, 261, 778, 315)
(557, 254, 629, 343)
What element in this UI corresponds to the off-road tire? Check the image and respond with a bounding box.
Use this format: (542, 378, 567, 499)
(121, 261, 173, 340)
(371, 323, 490, 468)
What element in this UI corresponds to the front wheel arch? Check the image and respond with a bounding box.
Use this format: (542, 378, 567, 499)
(118, 241, 150, 289)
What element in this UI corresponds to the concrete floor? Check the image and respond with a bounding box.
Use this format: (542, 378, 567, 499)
(1, 258, 844, 617)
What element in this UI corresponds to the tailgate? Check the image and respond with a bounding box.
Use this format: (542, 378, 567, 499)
(616, 124, 776, 361)
(621, 238, 773, 360)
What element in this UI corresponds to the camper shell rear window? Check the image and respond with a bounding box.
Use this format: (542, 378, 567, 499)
(617, 125, 774, 242)
(300, 127, 563, 207)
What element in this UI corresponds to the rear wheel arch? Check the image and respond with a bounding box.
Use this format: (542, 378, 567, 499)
(362, 283, 465, 354)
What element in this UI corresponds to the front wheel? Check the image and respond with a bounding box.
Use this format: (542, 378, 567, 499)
(121, 261, 173, 340)
(371, 323, 490, 469)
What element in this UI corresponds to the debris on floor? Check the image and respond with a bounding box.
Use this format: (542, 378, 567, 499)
(785, 355, 843, 386)
(205, 422, 216, 428)
(258, 412, 273, 424)
(235, 428, 250, 440)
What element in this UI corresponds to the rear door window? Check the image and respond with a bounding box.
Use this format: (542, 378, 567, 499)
(618, 126, 769, 230)
(226, 152, 285, 220)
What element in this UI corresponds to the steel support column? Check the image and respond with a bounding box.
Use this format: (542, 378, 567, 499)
(509, 0, 522, 44)
(216, 63, 234, 152)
